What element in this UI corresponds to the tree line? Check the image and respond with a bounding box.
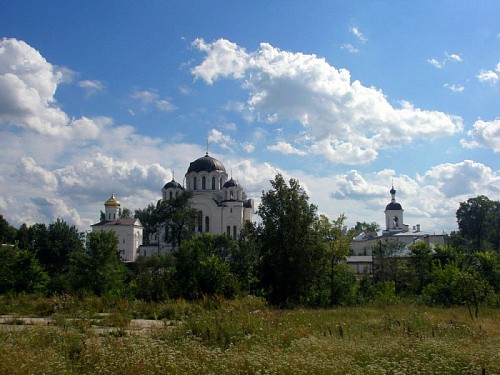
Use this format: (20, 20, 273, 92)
(1, 175, 499, 313)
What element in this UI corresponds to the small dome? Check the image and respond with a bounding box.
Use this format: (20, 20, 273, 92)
(187, 153, 226, 174)
(385, 202, 402, 211)
(390, 187, 396, 195)
(104, 194, 120, 207)
(163, 179, 183, 190)
(223, 178, 239, 188)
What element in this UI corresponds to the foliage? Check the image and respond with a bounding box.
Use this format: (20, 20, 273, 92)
(155, 191, 198, 248)
(257, 174, 323, 307)
(69, 231, 126, 296)
(173, 233, 238, 299)
(134, 203, 157, 245)
(456, 195, 499, 251)
(131, 253, 176, 301)
(353, 221, 380, 236)
(0, 214, 17, 244)
(0, 245, 48, 294)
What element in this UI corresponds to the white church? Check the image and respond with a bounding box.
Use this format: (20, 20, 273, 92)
(92, 153, 254, 261)
(347, 186, 447, 274)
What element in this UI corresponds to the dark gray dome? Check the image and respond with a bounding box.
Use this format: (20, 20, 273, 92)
(223, 178, 238, 188)
(187, 153, 226, 173)
(385, 202, 402, 211)
(163, 179, 183, 190)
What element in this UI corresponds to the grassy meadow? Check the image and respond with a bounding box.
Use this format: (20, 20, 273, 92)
(0, 295, 498, 374)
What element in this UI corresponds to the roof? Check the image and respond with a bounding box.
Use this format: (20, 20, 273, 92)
(223, 178, 239, 188)
(104, 194, 120, 207)
(187, 153, 226, 174)
(92, 218, 142, 227)
(385, 202, 402, 211)
(163, 179, 183, 190)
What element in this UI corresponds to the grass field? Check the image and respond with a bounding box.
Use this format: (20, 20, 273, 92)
(0, 295, 498, 374)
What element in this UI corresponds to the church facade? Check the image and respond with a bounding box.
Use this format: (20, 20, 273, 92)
(139, 152, 254, 257)
(347, 186, 447, 274)
(91, 194, 143, 262)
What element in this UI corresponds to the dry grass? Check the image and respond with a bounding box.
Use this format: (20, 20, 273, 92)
(0, 296, 498, 374)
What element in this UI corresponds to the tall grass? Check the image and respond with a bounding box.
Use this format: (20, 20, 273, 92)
(0, 295, 498, 374)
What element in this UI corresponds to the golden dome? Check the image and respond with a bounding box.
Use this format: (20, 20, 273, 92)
(104, 194, 121, 207)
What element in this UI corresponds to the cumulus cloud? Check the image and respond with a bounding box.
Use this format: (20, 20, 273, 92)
(208, 129, 235, 151)
(267, 141, 307, 155)
(476, 69, 499, 84)
(131, 89, 177, 112)
(328, 161, 499, 231)
(461, 118, 500, 152)
(192, 39, 462, 164)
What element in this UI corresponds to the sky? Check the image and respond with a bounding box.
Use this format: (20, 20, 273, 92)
(0, 1, 498, 234)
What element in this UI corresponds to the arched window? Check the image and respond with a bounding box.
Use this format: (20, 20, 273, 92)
(233, 226, 237, 240)
(202, 176, 206, 190)
(205, 216, 210, 232)
(220, 177, 223, 189)
(169, 191, 173, 200)
(227, 226, 231, 237)
(197, 211, 203, 232)
(193, 177, 197, 190)
(212, 176, 216, 190)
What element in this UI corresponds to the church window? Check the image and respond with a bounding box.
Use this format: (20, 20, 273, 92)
(194, 177, 197, 190)
(220, 177, 223, 189)
(175, 191, 179, 197)
(197, 211, 203, 232)
(233, 226, 237, 240)
(169, 191, 173, 200)
(230, 190, 234, 199)
(202, 176, 206, 190)
(212, 177, 216, 190)
(227, 226, 231, 237)
(205, 216, 210, 232)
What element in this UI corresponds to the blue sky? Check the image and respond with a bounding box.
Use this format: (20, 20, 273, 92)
(0, 1, 498, 233)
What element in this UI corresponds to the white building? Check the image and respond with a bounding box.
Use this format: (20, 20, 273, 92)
(140, 152, 254, 257)
(347, 186, 447, 274)
(91, 194, 143, 262)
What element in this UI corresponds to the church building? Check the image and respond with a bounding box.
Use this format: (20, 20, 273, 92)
(347, 186, 447, 274)
(91, 194, 143, 262)
(139, 152, 254, 257)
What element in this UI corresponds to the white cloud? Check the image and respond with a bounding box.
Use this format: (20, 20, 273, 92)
(427, 58, 443, 69)
(78, 79, 104, 94)
(427, 52, 462, 69)
(476, 69, 498, 84)
(192, 39, 463, 165)
(341, 43, 359, 53)
(461, 118, 500, 152)
(443, 83, 465, 93)
(349, 26, 368, 43)
(131, 89, 177, 112)
(241, 142, 255, 153)
(267, 141, 307, 155)
(208, 129, 234, 150)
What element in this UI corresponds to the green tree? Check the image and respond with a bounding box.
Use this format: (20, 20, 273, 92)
(120, 207, 132, 219)
(456, 196, 495, 251)
(156, 191, 198, 248)
(257, 174, 323, 306)
(0, 214, 17, 245)
(315, 214, 356, 305)
(353, 221, 380, 236)
(134, 204, 157, 245)
(230, 221, 261, 295)
(173, 234, 238, 299)
(408, 242, 433, 294)
(132, 253, 176, 301)
(0, 244, 48, 294)
(69, 231, 126, 296)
